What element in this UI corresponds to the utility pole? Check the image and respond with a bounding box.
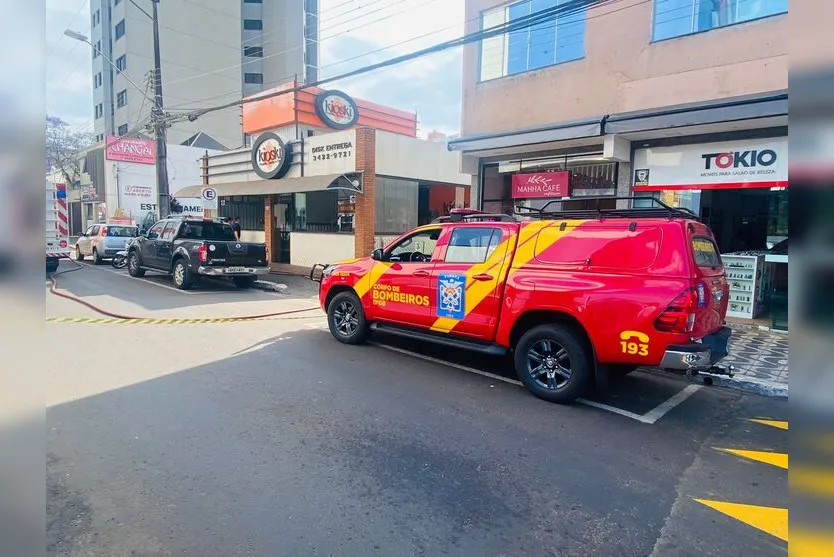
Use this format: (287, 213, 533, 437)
(151, 0, 170, 218)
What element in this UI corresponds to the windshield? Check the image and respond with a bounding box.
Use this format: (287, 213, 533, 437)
(107, 226, 138, 237)
(179, 222, 236, 241)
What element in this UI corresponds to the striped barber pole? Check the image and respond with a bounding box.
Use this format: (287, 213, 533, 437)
(56, 183, 69, 237)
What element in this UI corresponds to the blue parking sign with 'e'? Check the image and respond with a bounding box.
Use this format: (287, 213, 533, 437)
(437, 273, 466, 320)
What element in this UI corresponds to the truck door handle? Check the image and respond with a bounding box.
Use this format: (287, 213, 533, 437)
(472, 273, 493, 281)
(412, 270, 430, 277)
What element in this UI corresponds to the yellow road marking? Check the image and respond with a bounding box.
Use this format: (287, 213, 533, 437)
(694, 499, 788, 542)
(715, 448, 788, 469)
(791, 529, 834, 555)
(791, 466, 834, 499)
(749, 419, 788, 430)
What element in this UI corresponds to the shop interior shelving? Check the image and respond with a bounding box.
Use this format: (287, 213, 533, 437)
(723, 253, 765, 319)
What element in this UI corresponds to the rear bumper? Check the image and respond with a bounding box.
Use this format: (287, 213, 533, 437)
(197, 266, 270, 276)
(660, 326, 732, 372)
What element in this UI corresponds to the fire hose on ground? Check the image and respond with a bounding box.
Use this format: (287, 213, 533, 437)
(48, 259, 321, 322)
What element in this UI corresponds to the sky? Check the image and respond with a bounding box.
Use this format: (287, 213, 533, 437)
(44, 0, 466, 138)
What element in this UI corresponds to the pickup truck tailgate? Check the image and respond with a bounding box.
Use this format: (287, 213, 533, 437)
(204, 241, 268, 267)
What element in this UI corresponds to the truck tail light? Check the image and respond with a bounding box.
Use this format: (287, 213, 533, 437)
(655, 288, 697, 333)
(198, 244, 208, 263)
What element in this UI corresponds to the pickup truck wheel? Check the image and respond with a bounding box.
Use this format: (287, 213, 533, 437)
(327, 291, 367, 345)
(514, 324, 590, 404)
(172, 259, 193, 290)
(127, 251, 145, 277)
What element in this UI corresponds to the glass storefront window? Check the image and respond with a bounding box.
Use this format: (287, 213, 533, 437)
(291, 190, 355, 233)
(375, 177, 419, 235)
(483, 154, 618, 214)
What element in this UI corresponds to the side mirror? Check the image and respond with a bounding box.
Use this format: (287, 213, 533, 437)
(140, 231, 148, 237)
(147, 232, 158, 240)
(371, 249, 383, 261)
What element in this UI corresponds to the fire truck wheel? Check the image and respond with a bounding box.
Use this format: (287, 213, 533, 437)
(515, 324, 591, 404)
(327, 291, 368, 345)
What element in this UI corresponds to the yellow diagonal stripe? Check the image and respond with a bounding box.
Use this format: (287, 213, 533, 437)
(749, 419, 788, 430)
(791, 529, 834, 556)
(355, 261, 393, 299)
(791, 466, 834, 499)
(715, 448, 788, 469)
(695, 499, 788, 541)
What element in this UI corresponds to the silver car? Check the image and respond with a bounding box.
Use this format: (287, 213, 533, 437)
(74, 224, 139, 264)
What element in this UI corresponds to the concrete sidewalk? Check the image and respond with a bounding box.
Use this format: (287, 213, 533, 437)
(704, 325, 788, 398)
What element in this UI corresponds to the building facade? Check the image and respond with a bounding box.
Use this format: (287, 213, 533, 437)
(172, 87, 472, 269)
(89, 0, 317, 149)
(452, 0, 788, 327)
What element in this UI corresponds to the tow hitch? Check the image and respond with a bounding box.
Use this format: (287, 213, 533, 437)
(688, 365, 735, 386)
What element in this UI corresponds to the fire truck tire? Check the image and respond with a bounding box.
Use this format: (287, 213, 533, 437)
(327, 291, 368, 345)
(514, 324, 591, 404)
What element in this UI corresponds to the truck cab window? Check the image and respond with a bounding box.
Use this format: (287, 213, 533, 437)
(386, 229, 440, 263)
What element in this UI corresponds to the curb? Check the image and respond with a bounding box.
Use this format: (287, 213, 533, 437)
(252, 280, 287, 293)
(702, 373, 788, 398)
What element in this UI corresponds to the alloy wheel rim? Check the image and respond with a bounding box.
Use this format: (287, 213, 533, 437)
(526, 339, 572, 390)
(332, 300, 359, 337)
(174, 264, 184, 285)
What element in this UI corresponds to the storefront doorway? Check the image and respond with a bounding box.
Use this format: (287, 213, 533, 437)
(273, 195, 292, 264)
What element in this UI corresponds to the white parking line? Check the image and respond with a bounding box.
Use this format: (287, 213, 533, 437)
(369, 341, 701, 424)
(78, 263, 265, 295)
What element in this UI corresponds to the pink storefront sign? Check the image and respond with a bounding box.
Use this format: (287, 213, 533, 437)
(511, 171, 570, 199)
(105, 136, 156, 164)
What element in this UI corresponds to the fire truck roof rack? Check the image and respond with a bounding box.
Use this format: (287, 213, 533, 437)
(515, 196, 702, 222)
(432, 208, 518, 223)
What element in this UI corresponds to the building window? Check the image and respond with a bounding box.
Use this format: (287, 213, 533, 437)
(115, 19, 125, 40)
(290, 191, 355, 233)
(652, 0, 788, 41)
(375, 177, 419, 235)
(244, 72, 264, 84)
(479, 0, 585, 81)
(95, 104, 104, 119)
(218, 197, 264, 230)
(114, 0, 121, 5)
(93, 40, 101, 58)
(243, 19, 263, 30)
(244, 46, 264, 57)
(116, 90, 127, 108)
(92, 9, 100, 26)
(244, 0, 263, 3)
(118, 124, 128, 136)
(94, 72, 102, 88)
(116, 55, 126, 73)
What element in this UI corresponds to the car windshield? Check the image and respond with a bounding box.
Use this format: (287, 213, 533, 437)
(179, 222, 236, 241)
(107, 226, 138, 237)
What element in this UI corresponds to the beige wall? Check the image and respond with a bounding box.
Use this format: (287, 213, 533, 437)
(290, 232, 355, 267)
(375, 131, 472, 185)
(462, 0, 788, 136)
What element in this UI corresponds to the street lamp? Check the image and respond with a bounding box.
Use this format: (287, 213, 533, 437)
(64, 7, 170, 217)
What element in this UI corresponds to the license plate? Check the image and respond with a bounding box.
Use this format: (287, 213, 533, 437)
(227, 267, 248, 273)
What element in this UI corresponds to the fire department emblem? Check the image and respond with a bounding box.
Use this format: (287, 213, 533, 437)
(634, 169, 650, 186)
(437, 273, 466, 320)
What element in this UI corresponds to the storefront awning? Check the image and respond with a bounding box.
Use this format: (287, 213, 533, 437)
(173, 173, 360, 198)
(447, 118, 602, 153)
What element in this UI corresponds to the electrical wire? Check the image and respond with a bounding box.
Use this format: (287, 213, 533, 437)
(182, 0, 611, 120)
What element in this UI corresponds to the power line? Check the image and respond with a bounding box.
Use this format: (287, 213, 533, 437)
(180, 0, 611, 122)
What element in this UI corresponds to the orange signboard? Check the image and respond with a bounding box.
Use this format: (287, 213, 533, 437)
(242, 82, 418, 137)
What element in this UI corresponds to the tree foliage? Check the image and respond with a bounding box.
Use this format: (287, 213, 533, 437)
(46, 116, 93, 184)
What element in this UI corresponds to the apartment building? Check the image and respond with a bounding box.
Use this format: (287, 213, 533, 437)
(89, 0, 318, 150)
(451, 0, 788, 327)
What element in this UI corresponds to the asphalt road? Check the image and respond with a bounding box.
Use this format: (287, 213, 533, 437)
(46, 260, 788, 556)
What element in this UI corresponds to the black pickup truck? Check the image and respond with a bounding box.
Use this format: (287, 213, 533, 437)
(126, 217, 269, 290)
